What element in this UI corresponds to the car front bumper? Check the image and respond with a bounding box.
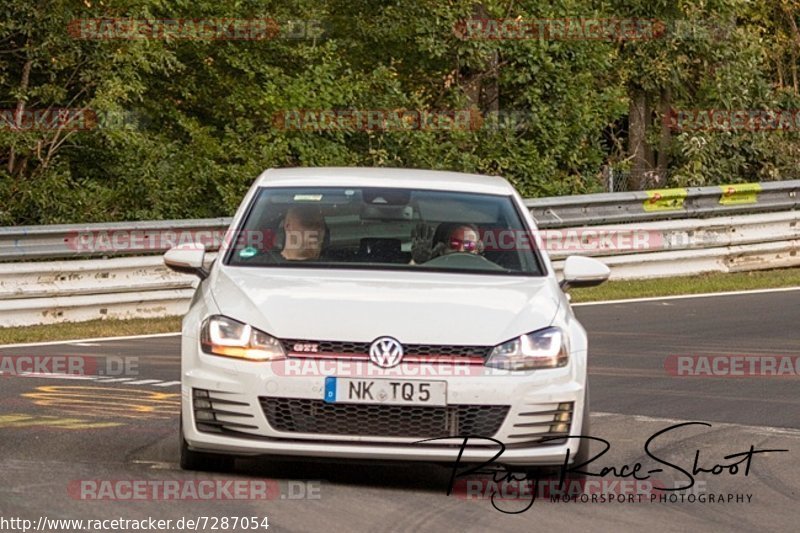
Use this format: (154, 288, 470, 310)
(182, 340, 587, 467)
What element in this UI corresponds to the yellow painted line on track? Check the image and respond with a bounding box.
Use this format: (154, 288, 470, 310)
(0, 413, 121, 429)
(22, 385, 180, 419)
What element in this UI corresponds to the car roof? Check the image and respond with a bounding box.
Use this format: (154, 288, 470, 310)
(255, 167, 516, 195)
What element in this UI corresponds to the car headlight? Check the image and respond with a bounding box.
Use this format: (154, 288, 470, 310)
(485, 326, 568, 370)
(200, 315, 285, 361)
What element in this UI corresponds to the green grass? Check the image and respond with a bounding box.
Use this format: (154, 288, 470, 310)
(0, 316, 183, 345)
(1, 268, 799, 345)
(570, 267, 800, 303)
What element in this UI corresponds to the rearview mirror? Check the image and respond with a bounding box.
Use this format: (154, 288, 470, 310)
(164, 243, 208, 279)
(560, 256, 610, 290)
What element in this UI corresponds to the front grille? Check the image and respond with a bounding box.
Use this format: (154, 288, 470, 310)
(261, 397, 508, 439)
(282, 339, 491, 359)
(405, 344, 490, 358)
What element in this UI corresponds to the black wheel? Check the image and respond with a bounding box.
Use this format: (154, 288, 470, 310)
(179, 417, 235, 472)
(568, 391, 591, 479)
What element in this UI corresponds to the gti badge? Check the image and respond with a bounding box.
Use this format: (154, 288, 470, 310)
(293, 343, 319, 353)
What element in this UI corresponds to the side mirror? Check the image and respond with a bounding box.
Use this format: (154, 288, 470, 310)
(164, 243, 208, 279)
(560, 256, 610, 290)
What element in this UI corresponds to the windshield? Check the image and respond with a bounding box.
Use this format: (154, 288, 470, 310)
(224, 186, 544, 275)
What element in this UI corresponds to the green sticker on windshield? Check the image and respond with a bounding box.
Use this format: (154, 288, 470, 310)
(239, 246, 258, 258)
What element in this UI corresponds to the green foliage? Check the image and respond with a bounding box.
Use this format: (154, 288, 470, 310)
(1, 0, 800, 224)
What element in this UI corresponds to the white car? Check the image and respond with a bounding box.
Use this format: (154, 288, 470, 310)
(165, 167, 609, 476)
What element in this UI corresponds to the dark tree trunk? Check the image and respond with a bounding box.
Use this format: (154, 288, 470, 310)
(656, 88, 671, 185)
(628, 87, 650, 190)
(482, 48, 500, 114)
(459, 3, 500, 115)
(8, 58, 33, 175)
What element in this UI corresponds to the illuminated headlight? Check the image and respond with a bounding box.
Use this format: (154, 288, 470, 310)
(485, 326, 568, 370)
(200, 315, 285, 361)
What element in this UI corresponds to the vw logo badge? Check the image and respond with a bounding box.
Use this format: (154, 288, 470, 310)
(369, 337, 404, 368)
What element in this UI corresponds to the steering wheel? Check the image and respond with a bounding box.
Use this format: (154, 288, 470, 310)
(422, 252, 505, 270)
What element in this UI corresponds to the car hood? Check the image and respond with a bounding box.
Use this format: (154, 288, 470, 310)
(210, 266, 560, 345)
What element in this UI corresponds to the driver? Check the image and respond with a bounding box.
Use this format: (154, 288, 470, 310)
(411, 222, 484, 264)
(445, 224, 484, 255)
(281, 205, 328, 261)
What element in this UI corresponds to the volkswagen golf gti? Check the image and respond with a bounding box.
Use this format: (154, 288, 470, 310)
(164, 167, 610, 474)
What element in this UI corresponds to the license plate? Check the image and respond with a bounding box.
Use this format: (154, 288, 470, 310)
(324, 377, 446, 406)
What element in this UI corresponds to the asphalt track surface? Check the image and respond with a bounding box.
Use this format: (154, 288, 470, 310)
(1, 289, 798, 532)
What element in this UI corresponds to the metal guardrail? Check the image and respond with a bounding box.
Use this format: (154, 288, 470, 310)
(544, 210, 800, 259)
(525, 180, 800, 227)
(0, 218, 232, 262)
(0, 210, 798, 327)
(0, 180, 798, 326)
(2, 180, 798, 261)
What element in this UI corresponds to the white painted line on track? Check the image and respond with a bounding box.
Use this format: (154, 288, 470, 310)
(1, 286, 798, 347)
(573, 285, 800, 307)
(0, 332, 180, 349)
(594, 411, 800, 437)
(12, 373, 99, 380)
(4, 372, 181, 388)
(92, 377, 180, 388)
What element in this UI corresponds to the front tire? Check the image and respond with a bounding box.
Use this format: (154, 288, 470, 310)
(524, 387, 590, 493)
(567, 391, 591, 478)
(179, 417, 235, 472)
